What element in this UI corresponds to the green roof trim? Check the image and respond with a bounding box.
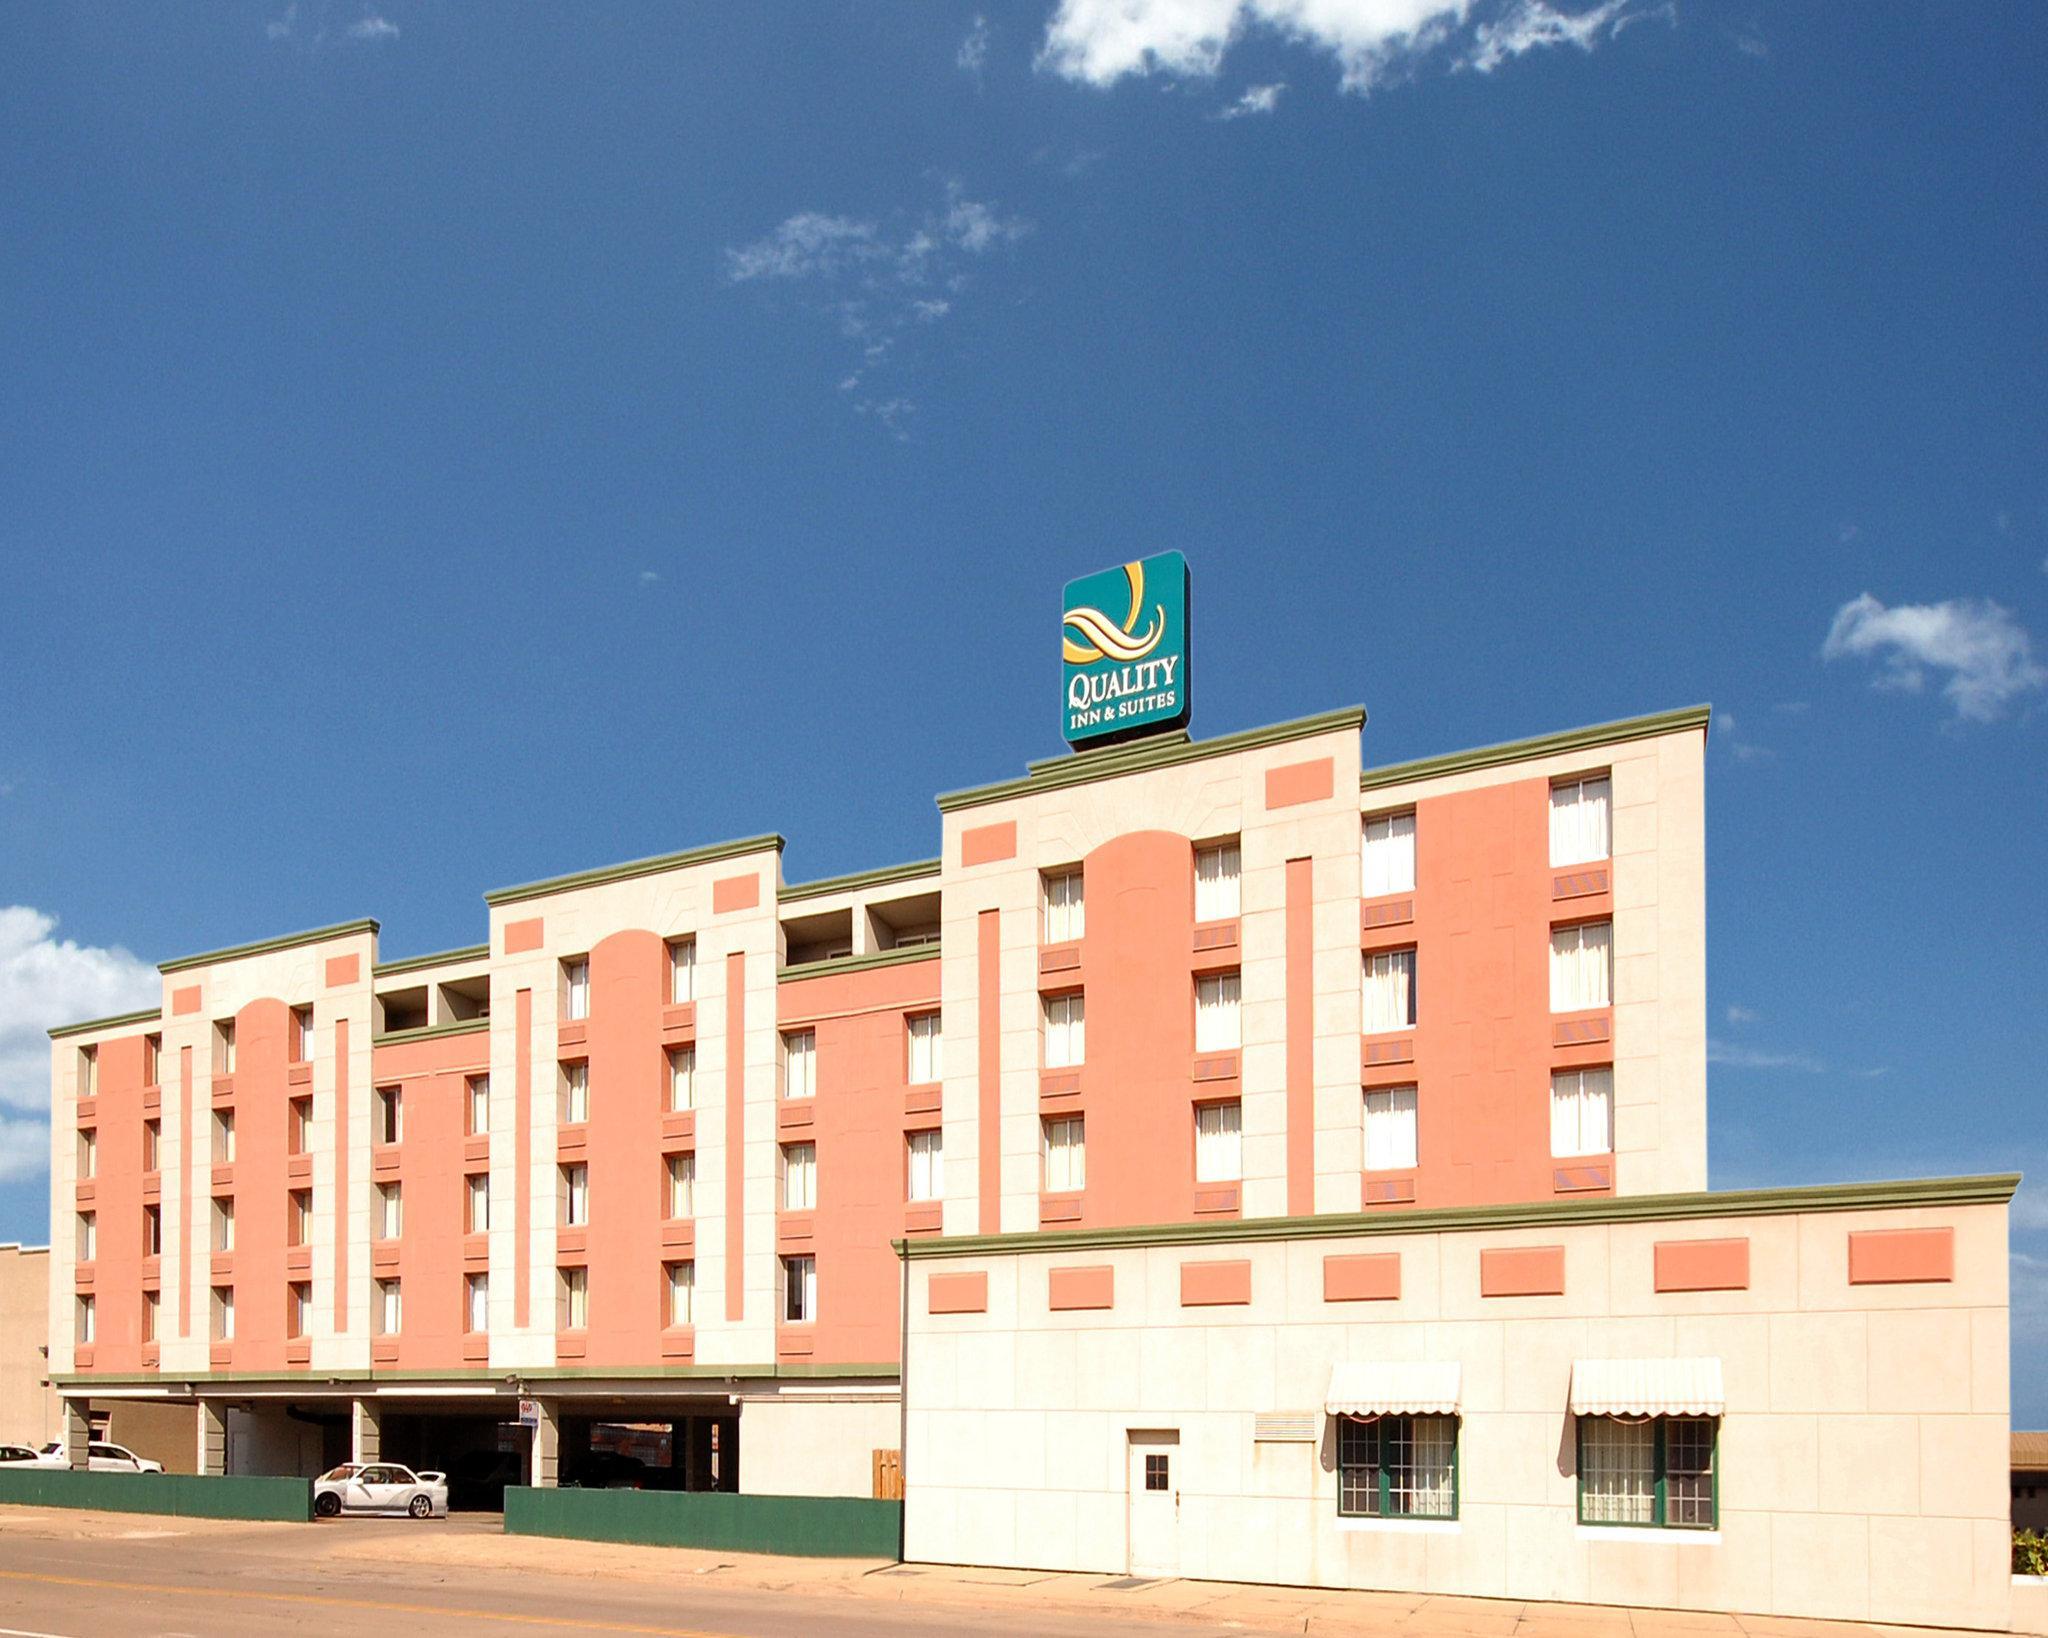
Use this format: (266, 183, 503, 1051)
(778, 858, 942, 903)
(1359, 704, 1712, 794)
(778, 943, 941, 983)
(896, 1173, 2019, 1259)
(158, 919, 380, 976)
(372, 944, 490, 977)
(51, 1363, 900, 1389)
(936, 706, 1368, 814)
(48, 1007, 163, 1042)
(485, 833, 786, 908)
(370, 1017, 492, 1048)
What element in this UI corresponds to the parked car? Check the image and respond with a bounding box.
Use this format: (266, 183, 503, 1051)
(0, 1444, 45, 1468)
(443, 1448, 523, 1512)
(313, 1463, 448, 1519)
(34, 1440, 163, 1473)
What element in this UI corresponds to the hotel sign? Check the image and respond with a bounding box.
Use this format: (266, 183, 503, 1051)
(1062, 552, 1191, 748)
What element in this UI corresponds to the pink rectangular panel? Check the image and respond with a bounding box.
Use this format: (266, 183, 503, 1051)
(171, 986, 200, 1016)
(1048, 1265, 1114, 1310)
(960, 821, 1017, 867)
(1360, 898, 1415, 931)
(1848, 1226, 1954, 1285)
(927, 1272, 988, 1314)
(712, 873, 759, 913)
(1180, 1258, 1252, 1307)
(1324, 1253, 1402, 1302)
(1553, 867, 1610, 900)
(324, 954, 359, 987)
(1480, 1245, 1565, 1297)
(503, 918, 544, 955)
(1654, 1237, 1750, 1292)
(1553, 1015, 1613, 1046)
(1265, 756, 1334, 810)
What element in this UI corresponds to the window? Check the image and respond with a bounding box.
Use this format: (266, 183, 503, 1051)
(558, 1266, 588, 1330)
(1042, 1116, 1086, 1193)
(215, 1019, 236, 1075)
(1194, 1101, 1242, 1183)
(665, 1152, 695, 1219)
(466, 1173, 491, 1234)
(560, 1163, 589, 1227)
(907, 1129, 943, 1202)
(374, 1087, 402, 1145)
(1551, 1067, 1615, 1158)
(1364, 1086, 1419, 1172)
(76, 1212, 95, 1262)
(465, 1272, 489, 1334)
(1578, 1417, 1716, 1529)
(375, 1181, 402, 1240)
(213, 1109, 236, 1164)
(781, 1142, 816, 1211)
(78, 1045, 97, 1099)
(76, 1294, 95, 1346)
(666, 1261, 695, 1328)
(906, 1013, 942, 1085)
(1194, 840, 1241, 921)
(1362, 811, 1417, 897)
(1550, 921, 1612, 1012)
(374, 1278, 401, 1336)
(781, 1030, 816, 1099)
(289, 1097, 313, 1155)
(1550, 775, 1612, 868)
(212, 1196, 235, 1252)
(294, 1007, 316, 1063)
(667, 1047, 695, 1112)
(668, 937, 696, 1004)
(143, 1118, 161, 1172)
(1043, 869, 1084, 944)
(466, 1075, 490, 1136)
(782, 1254, 817, 1323)
(1361, 949, 1417, 1033)
(76, 1127, 95, 1179)
(1194, 971, 1241, 1052)
(561, 1061, 589, 1125)
(143, 1034, 160, 1087)
(1043, 993, 1086, 1068)
(289, 1282, 311, 1340)
(143, 1203, 162, 1257)
(1144, 1452, 1170, 1492)
(1337, 1415, 1459, 1520)
(142, 1289, 159, 1344)
(562, 958, 590, 1021)
(212, 1286, 235, 1341)
(289, 1190, 311, 1247)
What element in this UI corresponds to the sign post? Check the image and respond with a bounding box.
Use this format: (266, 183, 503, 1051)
(1061, 552, 1191, 748)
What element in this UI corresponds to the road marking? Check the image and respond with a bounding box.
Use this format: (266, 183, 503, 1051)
(0, 1624, 81, 1638)
(0, 1570, 741, 1636)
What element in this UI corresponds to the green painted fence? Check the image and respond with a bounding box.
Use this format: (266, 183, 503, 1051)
(504, 1486, 901, 1559)
(0, 1468, 312, 1522)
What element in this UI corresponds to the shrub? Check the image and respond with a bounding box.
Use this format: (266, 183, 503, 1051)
(2017, 1529, 2048, 1577)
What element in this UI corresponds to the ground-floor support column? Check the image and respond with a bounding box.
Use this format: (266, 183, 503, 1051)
(531, 1400, 560, 1488)
(197, 1401, 226, 1476)
(350, 1398, 382, 1465)
(60, 1399, 90, 1470)
(685, 1416, 713, 1491)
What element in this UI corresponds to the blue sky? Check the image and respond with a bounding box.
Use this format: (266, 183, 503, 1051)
(1, 3, 2043, 1412)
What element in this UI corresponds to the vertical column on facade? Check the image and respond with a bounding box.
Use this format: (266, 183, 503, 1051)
(350, 1397, 382, 1464)
(532, 1400, 560, 1487)
(197, 1400, 226, 1476)
(60, 1399, 90, 1470)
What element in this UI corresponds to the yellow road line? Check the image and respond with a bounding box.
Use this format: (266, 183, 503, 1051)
(0, 1567, 741, 1637)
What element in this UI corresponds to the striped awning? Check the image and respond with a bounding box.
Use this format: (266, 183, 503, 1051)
(1569, 1358, 1725, 1417)
(1325, 1361, 1462, 1417)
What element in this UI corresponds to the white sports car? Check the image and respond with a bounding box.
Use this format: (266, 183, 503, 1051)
(313, 1462, 449, 1519)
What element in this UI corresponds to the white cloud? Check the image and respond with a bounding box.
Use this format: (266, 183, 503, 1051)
(1724, 1005, 1758, 1026)
(1822, 592, 2047, 722)
(638, 570, 661, 585)
(2014, 1250, 2048, 1355)
(1715, 710, 1773, 762)
(958, 14, 991, 73)
(724, 214, 882, 283)
(348, 14, 399, 40)
(2013, 1184, 2048, 1235)
(1707, 1039, 1826, 1074)
(266, 3, 297, 40)
(1219, 81, 1286, 116)
(1732, 29, 1767, 58)
(1466, 0, 1630, 73)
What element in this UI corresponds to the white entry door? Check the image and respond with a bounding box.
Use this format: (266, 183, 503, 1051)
(1126, 1429, 1180, 1577)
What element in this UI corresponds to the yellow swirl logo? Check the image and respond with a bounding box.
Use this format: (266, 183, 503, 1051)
(1062, 559, 1165, 664)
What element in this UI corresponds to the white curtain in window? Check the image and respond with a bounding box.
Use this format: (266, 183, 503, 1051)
(1362, 949, 1417, 1033)
(1579, 1417, 1655, 1524)
(668, 1263, 694, 1326)
(563, 1062, 589, 1123)
(1362, 812, 1417, 897)
(907, 1129, 943, 1201)
(670, 939, 695, 1004)
(1550, 921, 1613, 1011)
(1043, 1117, 1086, 1192)
(782, 1143, 816, 1211)
(565, 960, 590, 1021)
(1194, 971, 1242, 1051)
(469, 1076, 490, 1134)
(1549, 777, 1612, 868)
(668, 1153, 695, 1217)
(1194, 842, 1241, 921)
(1364, 1086, 1419, 1171)
(783, 1256, 816, 1322)
(561, 1268, 587, 1329)
(1194, 1101, 1242, 1182)
(563, 1165, 588, 1225)
(467, 1274, 489, 1332)
(669, 1047, 695, 1111)
(1044, 871, 1085, 943)
(1550, 1067, 1614, 1157)
(468, 1174, 491, 1233)
(1044, 994, 1086, 1067)
(783, 1031, 816, 1098)
(907, 1013, 942, 1084)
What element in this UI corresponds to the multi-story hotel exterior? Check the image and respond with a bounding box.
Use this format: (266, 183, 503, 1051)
(43, 562, 2020, 1628)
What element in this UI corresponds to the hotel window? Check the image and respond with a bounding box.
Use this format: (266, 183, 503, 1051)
(213, 1108, 236, 1163)
(906, 1012, 942, 1086)
(562, 957, 590, 1021)
(466, 1075, 490, 1136)
(78, 1045, 97, 1099)
(1042, 1116, 1086, 1193)
(667, 1047, 695, 1112)
(76, 1126, 95, 1179)
(212, 1285, 235, 1341)
(143, 1118, 161, 1172)
(559, 1266, 588, 1330)
(289, 1190, 311, 1247)
(907, 1129, 943, 1202)
(560, 1163, 589, 1227)
(142, 1290, 159, 1344)
(665, 1152, 695, 1219)
(668, 937, 696, 1004)
(215, 1019, 236, 1075)
(1043, 868, 1085, 944)
(294, 1006, 316, 1063)
(212, 1196, 235, 1252)
(1551, 1067, 1615, 1159)
(782, 1254, 817, 1324)
(1578, 1417, 1716, 1530)
(781, 1030, 816, 1100)
(1194, 971, 1241, 1052)
(1194, 1101, 1242, 1183)
(143, 1203, 162, 1257)
(289, 1096, 313, 1155)
(76, 1294, 95, 1346)
(781, 1142, 817, 1211)
(666, 1261, 695, 1327)
(1550, 775, 1612, 867)
(467, 1173, 491, 1234)
(76, 1211, 96, 1262)
(1194, 840, 1241, 921)
(289, 1282, 312, 1340)
(374, 1087, 402, 1145)
(376, 1181, 402, 1240)
(1364, 1086, 1419, 1172)
(1550, 921, 1612, 1012)
(143, 1034, 161, 1087)
(465, 1272, 489, 1334)
(1043, 993, 1086, 1068)
(1362, 811, 1417, 897)
(561, 1061, 589, 1125)
(1361, 949, 1417, 1034)
(1338, 1415, 1458, 1521)
(374, 1278, 401, 1336)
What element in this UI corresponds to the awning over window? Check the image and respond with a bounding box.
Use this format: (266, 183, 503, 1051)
(1325, 1361, 1461, 1416)
(1569, 1358, 1724, 1417)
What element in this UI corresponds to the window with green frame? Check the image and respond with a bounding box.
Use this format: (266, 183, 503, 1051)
(1336, 1414, 1458, 1520)
(1576, 1416, 1717, 1529)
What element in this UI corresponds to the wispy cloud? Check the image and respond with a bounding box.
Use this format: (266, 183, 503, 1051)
(1724, 1005, 1758, 1026)
(264, 3, 400, 48)
(347, 14, 399, 41)
(1218, 82, 1285, 118)
(638, 570, 661, 585)
(958, 14, 991, 74)
(1822, 592, 2047, 722)
(2013, 1250, 2048, 1355)
(266, 3, 297, 41)
(1707, 1040, 1827, 1074)
(1466, 0, 1635, 75)
(1731, 28, 1768, 59)
(1715, 710, 1773, 762)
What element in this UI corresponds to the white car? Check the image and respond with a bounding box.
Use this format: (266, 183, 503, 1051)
(34, 1440, 164, 1473)
(313, 1462, 448, 1519)
(0, 1444, 45, 1468)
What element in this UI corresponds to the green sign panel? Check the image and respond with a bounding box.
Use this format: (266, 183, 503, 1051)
(1062, 552, 1191, 747)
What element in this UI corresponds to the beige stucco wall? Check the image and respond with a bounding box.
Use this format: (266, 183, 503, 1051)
(903, 1196, 2011, 1630)
(0, 1245, 57, 1446)
(738, 1392, 902, 1498)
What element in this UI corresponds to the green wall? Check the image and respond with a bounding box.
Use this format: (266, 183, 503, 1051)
(0, 1468, 311, 1522)
(504, 1487, 901, 1558)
